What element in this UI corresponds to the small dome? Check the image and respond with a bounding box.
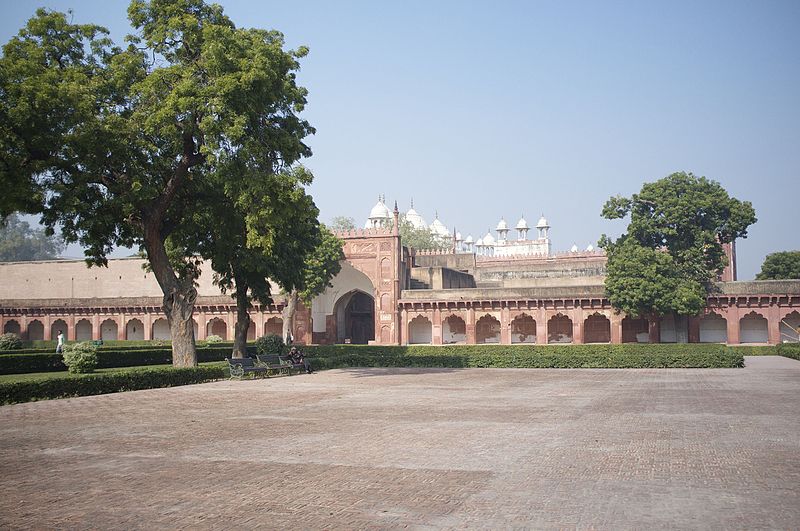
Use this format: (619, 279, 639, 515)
(430, 216, 449, 237)
(536, 215, 549, 228)
(586, 244, 594, 252)
(483, 231, 496, 246)
(496, 218, 508, 231)
(570, 244, 578, 252)
(455, 232, 462, 241)
(405, 206, 427, 230)
(516, 217, 529, 230)
(369, 197, 391, 220)
(464, 235, 474, 244)
(475, 238, 484, 247)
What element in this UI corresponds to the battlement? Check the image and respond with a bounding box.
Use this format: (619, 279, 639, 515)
(332, 227, 394, 239)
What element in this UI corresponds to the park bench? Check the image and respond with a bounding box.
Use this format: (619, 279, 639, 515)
(256, 354, 304, 375)
(226, 357, 268, 380)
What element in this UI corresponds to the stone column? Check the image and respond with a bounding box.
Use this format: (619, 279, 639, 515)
(572, 308, 584, 344)
(538, 309, 548, 344)
(610, 313, 623, 344)
(725, 306, 740, 344)
(92, 314, 101, 340)
(197, 311, 207, 340)
(500, 307, 511, 344)
(44, 314, 52, 341)
(768, 304, 781, 345)
(432, 308, 442, 345)
(144, 313, 152, 340)
(117, 313, 126, 340)
(67, 314, 76, 341)
(466, 307, 476, 344)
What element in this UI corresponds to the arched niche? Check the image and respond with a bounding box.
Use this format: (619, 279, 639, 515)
(311, 261, 375, 336)
(547, 313, 573, 344)
(333, 290, 375, 344)
(100, 318, 118, 341)
(152, 318, 170, 340)
(27, 320, 44, 341)
(621, 316, 648, 343)
(126, 318, 144, 341)
(51, 319, 68, 341)
(699, 313, 727, 343)
(584, 313, 610, 343)
(476, 314, 501, 344)
(3, 320, 21, 336)
(740, 312, 768, 344)
(408, 315, 432, 344)
(443, 314, 466, 344)
(207, 318, 227, 340)
(264, 316, 283, 337)
(511, 314, 536, 343)
(75, 319, 93, 341)
(780, 311, 800, 343)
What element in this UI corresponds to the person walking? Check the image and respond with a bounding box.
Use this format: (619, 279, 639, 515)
(56, 331, 64, 354)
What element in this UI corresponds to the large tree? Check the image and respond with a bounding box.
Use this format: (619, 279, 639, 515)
(756, 251, 800, 280)
(0, 214, 65, 261)
(600, 172, 756, 332)
(0, 2, 313, 366)
(399, 214, 444, 251)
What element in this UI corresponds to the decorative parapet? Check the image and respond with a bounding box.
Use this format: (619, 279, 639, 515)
(715, 280, 800, 295)
(476, 250, 607, 262)
(332, 227, 394, 239)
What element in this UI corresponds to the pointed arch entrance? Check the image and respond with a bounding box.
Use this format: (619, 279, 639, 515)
(334, 290, 375, 344)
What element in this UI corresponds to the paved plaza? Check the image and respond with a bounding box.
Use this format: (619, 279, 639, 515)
(1, 356, 799, 529)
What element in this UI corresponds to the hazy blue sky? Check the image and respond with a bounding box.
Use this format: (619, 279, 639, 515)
(3, 1, 798, 279)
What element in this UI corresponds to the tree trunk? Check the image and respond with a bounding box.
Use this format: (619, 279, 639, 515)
(143, 218, 198, 367)
(232, 286, 250, 359)
(282, 290, 299, 345)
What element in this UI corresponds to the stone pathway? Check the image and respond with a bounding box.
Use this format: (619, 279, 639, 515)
(0, 356, 798, 529)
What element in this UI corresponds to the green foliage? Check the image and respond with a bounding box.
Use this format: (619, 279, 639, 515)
(204, 335, 223, 344)
(756, 251, 800, 280)
(254, 335, 285, 355)
(600, 172, 756, 318)
(303, 344, 744, 369)
(0, 214, 65, 261)
(776, 343, 800, 361)
(61, 342, 98, 373)
(329, 216, 356, 231)
(298, 226, 344, 303)
(0, 333, 23, 351)
(1, 2, 315, 366)
(0, 365, 225, 405)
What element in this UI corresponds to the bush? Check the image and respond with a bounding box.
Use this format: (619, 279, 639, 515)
(254, 334, 285, 355)
(62, 342, 99, 374)
(776, 342, 800, 361)
(0, 333, 23, 351)
(0, 365, 226, 405)
(204, 335, 223, 344)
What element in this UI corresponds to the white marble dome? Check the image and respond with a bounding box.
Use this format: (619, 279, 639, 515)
(516, 217, 529, 230)
(430, 216, 449, 237)
(483, 231, 496, 246)
(369, 198, 391, 220)
(536, 215, 549, 228)
(496, 218, 508, 231)
(405, 206, 427, 230)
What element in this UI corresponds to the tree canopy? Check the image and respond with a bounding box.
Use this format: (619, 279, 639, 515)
(756, 251, 800, 280)
(0, 2, 315, 366)
(0, 214, 65, 261)
(329, 216, 356, 232)
(600, 172, 756, 319)
(399, 214, 447, 251)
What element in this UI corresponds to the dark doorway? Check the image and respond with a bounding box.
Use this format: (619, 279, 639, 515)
(341, 291, 375, 344)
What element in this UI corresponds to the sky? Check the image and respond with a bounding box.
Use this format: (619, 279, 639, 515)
(2, 0, 798, 279)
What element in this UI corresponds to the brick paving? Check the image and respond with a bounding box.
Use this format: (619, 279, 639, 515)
(1, 356, 799, 529)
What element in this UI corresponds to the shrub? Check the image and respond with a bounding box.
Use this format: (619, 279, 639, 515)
(254, 334, 284, 355)
(0, 365, 226, 405)
(62, 342, 99, 374)
(776, 342, 800, 361)
(0, 333, 23, 351)
(204, 335, 223, 344)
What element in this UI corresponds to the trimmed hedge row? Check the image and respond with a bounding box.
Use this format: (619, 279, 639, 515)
(1, 343, 236, 355)
(0, 347, 233, 375)
(776, 343, 800, 360)
(310, 347, 744, 370)
(0, 365, 226, 405)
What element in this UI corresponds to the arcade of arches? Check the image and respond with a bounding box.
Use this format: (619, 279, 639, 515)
(1, 227, 799, 346)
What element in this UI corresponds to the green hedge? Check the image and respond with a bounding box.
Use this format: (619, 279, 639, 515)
(0, 365, 226, 405)
(776, 343, 800, 361)
(308, 344, 743, 369)
(0, 346, 233, 375)
(1, 342, 237, 355)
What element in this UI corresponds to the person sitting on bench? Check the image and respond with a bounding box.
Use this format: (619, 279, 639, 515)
(288, 346, 312, 374)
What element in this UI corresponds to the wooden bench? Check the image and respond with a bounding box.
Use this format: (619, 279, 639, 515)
(256, 354, 304, 375)
(226, 357, 268, 380)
